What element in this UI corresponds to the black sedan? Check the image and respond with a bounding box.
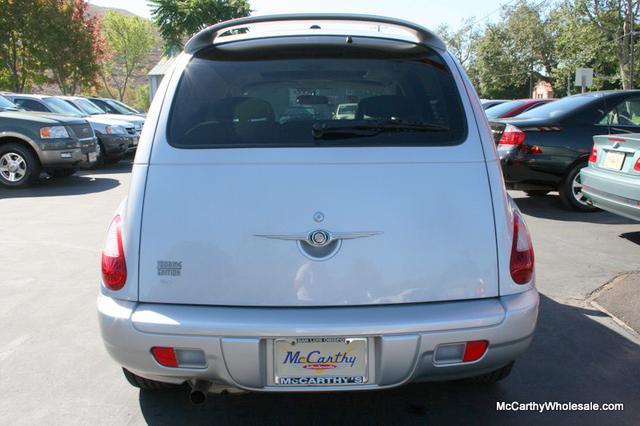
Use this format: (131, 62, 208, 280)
(491, 90, 640, 210)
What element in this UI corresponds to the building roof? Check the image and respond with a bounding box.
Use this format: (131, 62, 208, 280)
(148, 56, 177, 77)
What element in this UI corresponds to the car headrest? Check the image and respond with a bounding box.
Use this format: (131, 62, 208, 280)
(356, 95, 417, 120)
(208, 97, 275, 123)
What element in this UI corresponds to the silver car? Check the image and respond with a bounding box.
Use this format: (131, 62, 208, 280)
(97, 14, 538, 403)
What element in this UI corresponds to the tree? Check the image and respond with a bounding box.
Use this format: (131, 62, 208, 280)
(44, 0, 106, 95)
(150, 0, 251, 55)
(578, 0, 640, 89)
(437, 19, 481, 68)
(100, 12, 155, 101)
(437, 18, 481, 86)
(0, 0, 48, 92)
(474, 0, 555, 98)
(549, 1, 619, 95)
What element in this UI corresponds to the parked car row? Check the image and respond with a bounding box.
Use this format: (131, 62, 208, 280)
(0, 94, 144, 187)
(487, 90, 640, 212)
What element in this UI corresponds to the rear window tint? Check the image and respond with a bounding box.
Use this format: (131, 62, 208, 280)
(167, 39, 467, 148)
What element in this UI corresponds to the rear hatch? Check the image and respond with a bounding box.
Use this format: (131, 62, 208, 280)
(137, 39, 499, 307)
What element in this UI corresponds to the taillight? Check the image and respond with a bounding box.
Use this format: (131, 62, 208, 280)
(634, 158, 640, 172)
(498, 124, 526, 147)
(101, 214, 127, 290)
(588, 144, 598, 163)
(510, 210, 534, 284)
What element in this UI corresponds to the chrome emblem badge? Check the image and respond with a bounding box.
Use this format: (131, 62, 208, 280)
(309, 230, 330, 247)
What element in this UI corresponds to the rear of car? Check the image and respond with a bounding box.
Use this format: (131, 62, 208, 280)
(489, 93, 628, 210)
(97, 14, 538, 399)
(582, 134, 640, 221)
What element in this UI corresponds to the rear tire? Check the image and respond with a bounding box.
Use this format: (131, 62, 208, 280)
(122, 368, 180, 390)
(0, 143, 41, 188)
(464, 361, 514, 384)
(559, 162, 598, 211)
(524, 190, 549, 196)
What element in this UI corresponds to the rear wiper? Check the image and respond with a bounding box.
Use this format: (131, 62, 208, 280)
(312, 119, 449, 139)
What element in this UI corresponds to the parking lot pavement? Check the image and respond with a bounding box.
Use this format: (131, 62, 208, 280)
(1, 165, 639, 425)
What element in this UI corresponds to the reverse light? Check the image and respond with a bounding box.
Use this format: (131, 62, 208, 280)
(588, 144, 598, 164)
(510, 210, 535, 284)
(101, 214, 127, 290)
(434, 340, 489, 364)
(498, 124, 526, 147)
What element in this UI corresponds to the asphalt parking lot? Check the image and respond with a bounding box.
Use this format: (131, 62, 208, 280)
(1, 160, 639, 425)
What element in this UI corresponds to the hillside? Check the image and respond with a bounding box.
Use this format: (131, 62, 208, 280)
(86, 3, 138, 18)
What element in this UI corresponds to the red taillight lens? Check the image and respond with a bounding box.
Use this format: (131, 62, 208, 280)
(151, 347, 178, 367)
(634, 158, 640, 172)
(588, 144, 598, 163)
(510, 210, 534, 284)
(101, 214, 127, 290)
(498, 124, 526, 147)
(462, 340, 488, 362)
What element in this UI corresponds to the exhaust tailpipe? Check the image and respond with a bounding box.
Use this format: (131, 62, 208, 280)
(189, 380, 211, 405)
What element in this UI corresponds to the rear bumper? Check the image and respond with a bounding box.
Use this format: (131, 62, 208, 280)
(581, 167, 640, 222)
(98, 289, 539, 392)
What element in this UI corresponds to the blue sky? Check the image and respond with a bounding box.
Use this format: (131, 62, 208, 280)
(89, 0, 508, 30)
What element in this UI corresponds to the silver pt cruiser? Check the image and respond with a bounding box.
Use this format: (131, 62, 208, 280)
(98, 14, 539, 403)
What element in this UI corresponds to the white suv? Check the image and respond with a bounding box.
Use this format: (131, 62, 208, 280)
(98, 14, 538, 403)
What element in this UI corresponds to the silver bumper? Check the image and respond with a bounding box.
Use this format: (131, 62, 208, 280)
(98, 289, 539, 391)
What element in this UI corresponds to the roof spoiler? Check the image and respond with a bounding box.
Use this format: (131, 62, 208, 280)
(184, 13, 446, 54)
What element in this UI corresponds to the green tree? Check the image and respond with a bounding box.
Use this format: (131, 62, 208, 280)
(44, 0, 106, 95)
(578, 0, 640, 89)
(150, 0, 251, 55)
(101, 12, 156, 101)
(0, 0, 48, 92)
(437, 18, 481, 86)
(474, 0, 555, 98)
(549, 1, 619, 95)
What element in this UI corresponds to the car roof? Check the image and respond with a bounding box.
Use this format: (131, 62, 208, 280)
(185, 14, 446, 54)
(569, 89, 640, 98)
(7, 93, 49, 100)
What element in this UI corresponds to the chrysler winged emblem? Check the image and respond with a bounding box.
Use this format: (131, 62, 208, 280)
(254, 229, 383, 247)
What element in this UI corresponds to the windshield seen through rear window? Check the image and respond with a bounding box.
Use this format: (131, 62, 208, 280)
(167, 39, 467, 148)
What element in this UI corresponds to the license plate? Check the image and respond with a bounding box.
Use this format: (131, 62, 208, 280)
(274, 337, 368, 386)
(88, 152, 97, 162)
(603, 150, 626, 170)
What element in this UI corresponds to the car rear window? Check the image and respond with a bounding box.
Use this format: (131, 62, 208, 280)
(485, 100, 525, 119)
(517, 95, 594, 119)
(167, 38, 467, 148)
